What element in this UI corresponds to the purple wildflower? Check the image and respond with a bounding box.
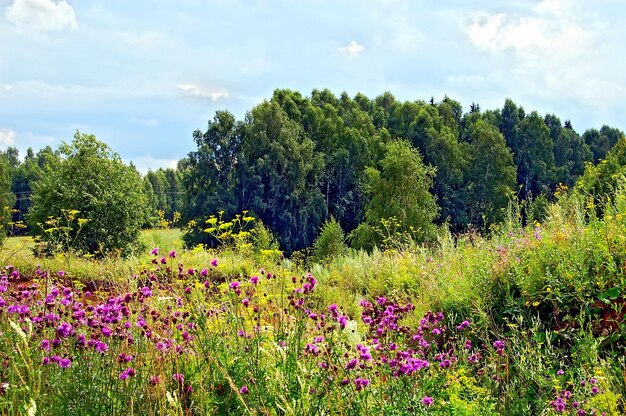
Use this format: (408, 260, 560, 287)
(421, 396, 434, 406)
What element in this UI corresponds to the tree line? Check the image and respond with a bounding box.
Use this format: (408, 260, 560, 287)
(1, 90, 623, 254)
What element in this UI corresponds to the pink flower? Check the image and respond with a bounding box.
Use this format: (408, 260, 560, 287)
(211, 258, 218, 267)
(150, 247, 159, 255)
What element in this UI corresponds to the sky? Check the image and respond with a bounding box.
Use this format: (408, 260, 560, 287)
(1, 0, 625, 173)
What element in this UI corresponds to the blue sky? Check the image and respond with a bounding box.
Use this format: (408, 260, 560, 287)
(1, 0, 625, 172)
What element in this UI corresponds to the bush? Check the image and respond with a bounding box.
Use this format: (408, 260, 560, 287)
(313, 217, 347, 262)
(27, 132, 148, 256)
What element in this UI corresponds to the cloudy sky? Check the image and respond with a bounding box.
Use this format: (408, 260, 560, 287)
(1, 0, 624, 172)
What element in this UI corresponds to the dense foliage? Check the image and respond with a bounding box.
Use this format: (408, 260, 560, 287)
(180, 90, 624, 252)
(26, 132, 148, 256)
(2, 90, 624, 254)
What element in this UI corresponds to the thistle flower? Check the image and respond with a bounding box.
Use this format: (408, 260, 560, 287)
(421, 396, 434, 406)
(211, 258, 218, 267)
(239, 385, 249, 394)
(58, 358, 71, 369)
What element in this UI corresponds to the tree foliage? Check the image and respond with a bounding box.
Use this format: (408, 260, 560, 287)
(27, 132, 148, 256)
(351, 140, 438, 249)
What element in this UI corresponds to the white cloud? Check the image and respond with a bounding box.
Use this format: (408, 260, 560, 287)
(465, 0, 623, 106)
(0, 128, 16, 148)
(176, 83, 229, 101)
(131, 118, 160, 128)
(5, 0, 78, 31)
(338, 41, 365, 58)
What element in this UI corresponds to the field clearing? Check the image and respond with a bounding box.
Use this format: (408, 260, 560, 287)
(1, 211, 625, 414)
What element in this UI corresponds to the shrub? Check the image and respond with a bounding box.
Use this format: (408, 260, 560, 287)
(313, 217, 347, 262)
(27, 132, 148, 256)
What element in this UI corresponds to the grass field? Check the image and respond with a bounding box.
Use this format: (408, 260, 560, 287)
(0, 207, 625, 414)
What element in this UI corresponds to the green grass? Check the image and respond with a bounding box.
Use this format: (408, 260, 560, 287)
(0, 197, 625, 415)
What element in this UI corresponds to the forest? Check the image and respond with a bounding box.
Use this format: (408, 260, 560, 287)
(3, 90, 623, 254)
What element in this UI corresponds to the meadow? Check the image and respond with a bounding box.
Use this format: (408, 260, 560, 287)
(0, 194, 625, 415)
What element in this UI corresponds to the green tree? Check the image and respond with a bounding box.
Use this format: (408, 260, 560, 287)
(237, 101, 326, 252)
(0, 154, 15, 240)
(515, 111, 555, 196)
(182, 111, 242, 224)
(583, 125, 623, 163)
(576, 135, 626, 208)
(351, 139, 438, 249)
(465, 120, 517, 228)
(27, 132, 148, 256)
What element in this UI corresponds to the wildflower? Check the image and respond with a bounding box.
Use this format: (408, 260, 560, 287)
(354, 377, 370, 391)
(149, 376, 162, 386)
(337, 316, 348, 328)
(58, 358, 72, 369)
(241, 298, 250, 307)
(200, 268, 208, 277)
(250, 275, 259, 284)
(239, 385, 249, 394)
(117, 353, 133, 363)
(551, 397, 566, 412)
(169, 250, 177, 258)
(493, 340, 505, 355)
(187, 268, 195, 276)
(591, 386, 599, 394)
(40, 339, 51, 351)
(456, 320, 470, 330)
(172, 373, 184, 383)
(577, 410, 586, 416)
(557, 369, 565, 375)
(211, 258, 218, 267)
(121, 367, 136, 379)
(421, 396, 434, 406)
(56, 322, 73, 338)
(150, 247, 159, 255)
